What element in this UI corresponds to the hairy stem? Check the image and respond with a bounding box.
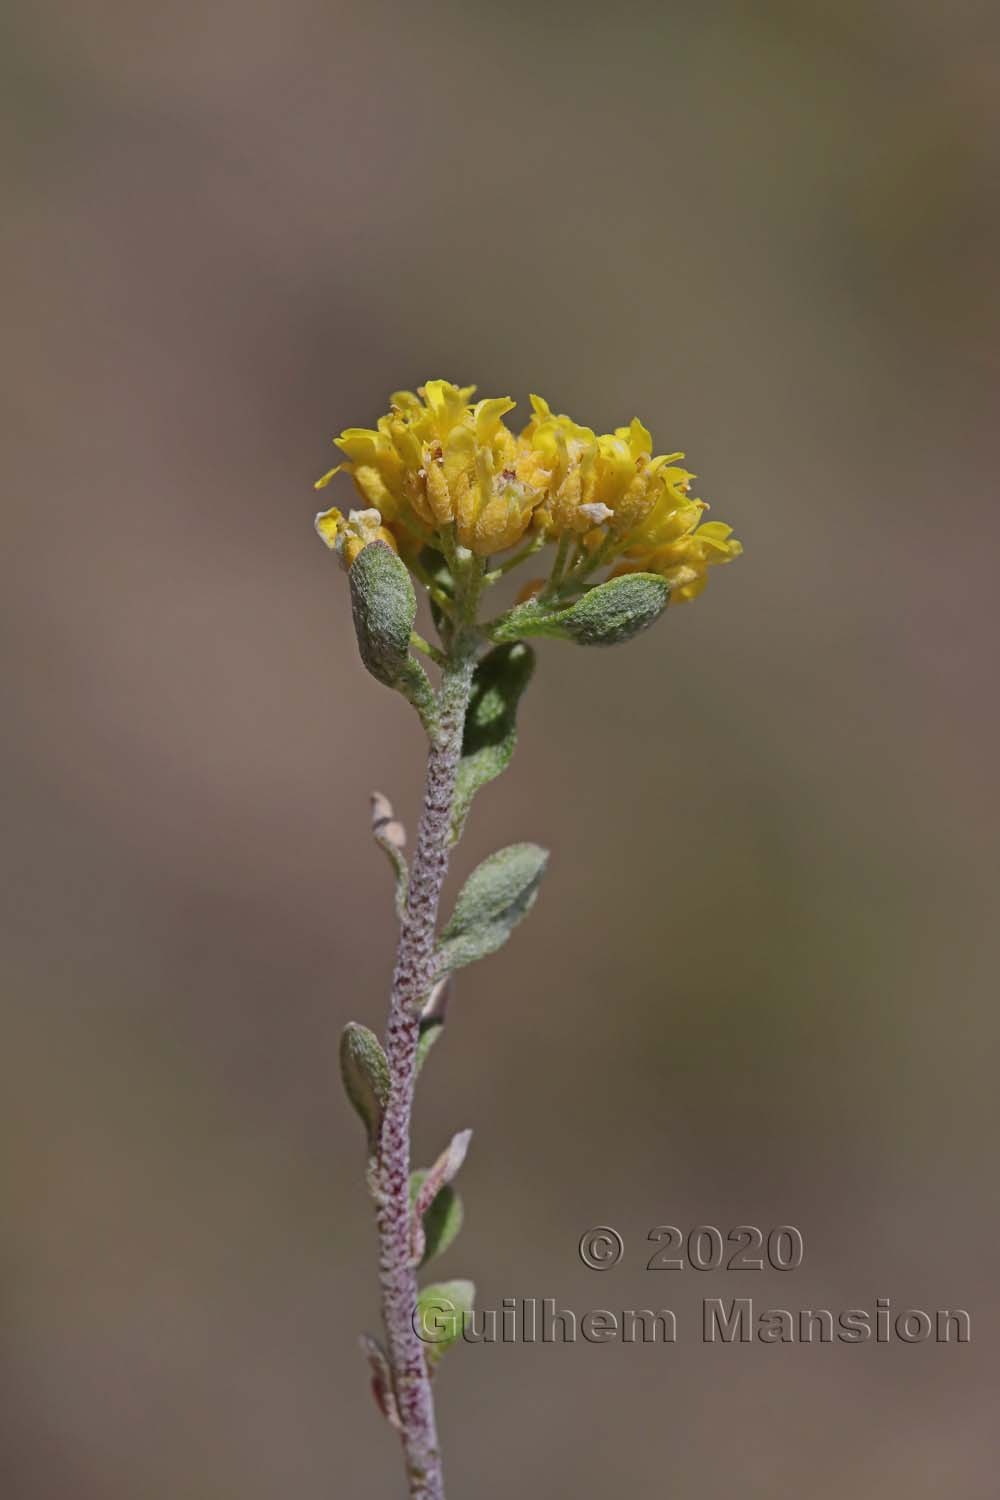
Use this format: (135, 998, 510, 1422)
(374, 628, 476, 1500)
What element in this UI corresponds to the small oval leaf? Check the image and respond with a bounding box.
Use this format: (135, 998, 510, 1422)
(490, 572, 670, 647)
(409, 1174, 464, 1266)
(451, 643, 535, 842)
(348, 540, 417, 687)
(437, 843, 548, 974)
(410, 1129, 471, 1263)
(414, 1279, 475, 1364)
(340, 1022, 390, 1150)
(348, 542, 437, 727)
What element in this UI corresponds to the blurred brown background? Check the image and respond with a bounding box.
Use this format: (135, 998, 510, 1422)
(4, 1, 999, 1495)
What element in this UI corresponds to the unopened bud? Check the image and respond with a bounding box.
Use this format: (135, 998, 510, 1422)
(371, 790, 406, 850)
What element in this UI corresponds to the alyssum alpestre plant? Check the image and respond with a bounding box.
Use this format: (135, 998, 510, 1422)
(314, 380, 741, 1498)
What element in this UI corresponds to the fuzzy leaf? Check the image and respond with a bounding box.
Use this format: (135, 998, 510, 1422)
(451, 643, 535, 842)
(490, 572, 670, 647)
(437, 843, 548, 974)
(349, 542, 436, 724)
(410, 1129, 470, 1263)
(415, 1279, 475, 1364)
(415, 1131, 471, 1216)
(348, 541, 416, 685)
(359, 1334, 401, 1431)
(340, 1022, 390, 1150)
(396, 657, 437, 728)
(409, 1174, 464, 1267)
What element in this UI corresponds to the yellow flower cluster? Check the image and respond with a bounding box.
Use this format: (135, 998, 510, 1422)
(315, 381, 741, 603)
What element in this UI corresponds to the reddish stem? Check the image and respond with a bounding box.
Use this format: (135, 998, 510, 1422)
(374, 648, 475, 1499)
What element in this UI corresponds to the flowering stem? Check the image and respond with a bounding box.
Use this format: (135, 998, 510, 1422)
(485, 532, 547, 581)
(407, 554, 455, 619)
(543, 533, 572, 597)
(409, 631, 447, 667)
(320, 379, 741, 1498)
(372, 571, 480, 1500)
(553, 533, 617, 598)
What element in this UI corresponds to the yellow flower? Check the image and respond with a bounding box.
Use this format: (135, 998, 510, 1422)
(317, 381, 543, 557)
(514, 396, 598, 535)
(515, 397, 693, 544)
(314, 505, 399, 570)
(315, 382, 741, 606)
(615, 520, 743, 603)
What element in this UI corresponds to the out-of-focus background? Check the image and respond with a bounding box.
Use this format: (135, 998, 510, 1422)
(4, 1, 999, 1494)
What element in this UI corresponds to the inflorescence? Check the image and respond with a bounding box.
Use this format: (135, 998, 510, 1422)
(315, 380, 741, 607)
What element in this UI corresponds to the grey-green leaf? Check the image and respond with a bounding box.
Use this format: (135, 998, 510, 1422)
(437, 842, 548, 974)
(340, 1022, 390, 1149)
(409, 1129, 470, 1265)
(414, 1279, 475, 1364)
(450, 642, 535, 842)
(409, 1172, 465, 1266)
(490, 572, 670, 647)
(348, 540, 416, 685)
(348, 541, 437, 726)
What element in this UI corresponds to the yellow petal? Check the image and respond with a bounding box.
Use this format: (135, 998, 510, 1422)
(473, 396, 516, 444)
(352, 464, 395, 512)
(421, 380, 474, 438)
(334, 427, 382, 463)
(629, 418, 653, 456)
(314, 506, 343, 549)
(425, 459, 454, 526)
(442, 424, 477, 487)
(389, 389, 424, 417)
(385, 417, 421, 471)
